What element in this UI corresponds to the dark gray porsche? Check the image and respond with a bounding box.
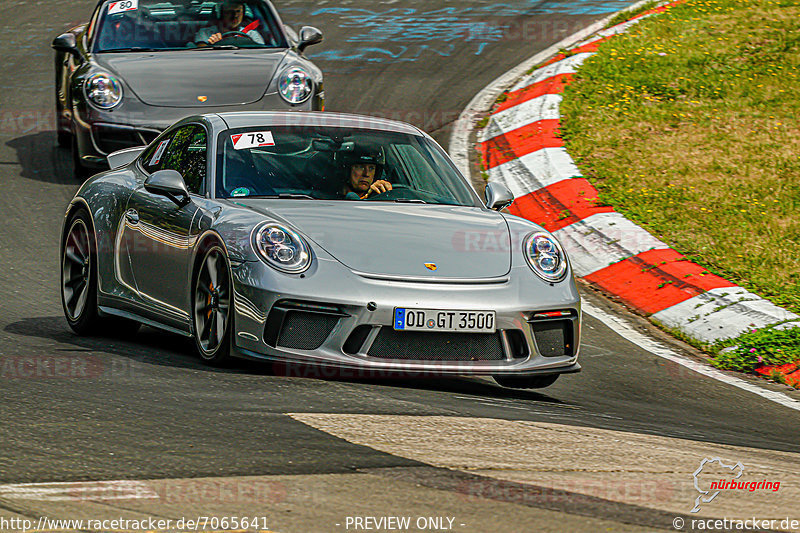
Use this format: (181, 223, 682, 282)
(53, 0, 324, 178)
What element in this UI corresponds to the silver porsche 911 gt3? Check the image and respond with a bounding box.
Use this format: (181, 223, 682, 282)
(60, 112, 581, 388)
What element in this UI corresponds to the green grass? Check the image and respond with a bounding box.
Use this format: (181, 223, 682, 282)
(712, 326, 800, 373)
(560, 0, 800, 315)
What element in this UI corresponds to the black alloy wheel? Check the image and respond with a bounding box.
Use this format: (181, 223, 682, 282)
(61, 210, 100, 334)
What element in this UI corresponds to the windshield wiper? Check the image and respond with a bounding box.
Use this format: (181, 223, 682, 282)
(391, 198, 428, 204)
(190, 44, 240, 50)
(254, 193, 316, 200)
(100, 47, 161, 53)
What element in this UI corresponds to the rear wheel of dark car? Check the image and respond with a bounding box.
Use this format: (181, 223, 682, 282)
(493, 374, 559, 389)
(192, 243, 233, 366)
(61, 209, 101, 335)
(61, 209, 141, 337)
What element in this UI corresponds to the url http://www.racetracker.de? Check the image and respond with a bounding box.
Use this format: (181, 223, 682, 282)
(673, 517, 800, 531)
(0, 515, 272, 532)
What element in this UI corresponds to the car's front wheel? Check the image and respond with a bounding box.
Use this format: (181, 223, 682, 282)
(192, 243, 233, 365)
(493, 374, 559, 389)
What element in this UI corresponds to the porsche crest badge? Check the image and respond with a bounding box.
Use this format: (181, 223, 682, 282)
(197, 95, 208, 102)
(424, 263, 437, 271)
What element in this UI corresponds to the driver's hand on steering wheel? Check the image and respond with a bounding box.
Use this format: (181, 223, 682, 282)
(207, 32, 224, 44)
(364, 180, 393, 198)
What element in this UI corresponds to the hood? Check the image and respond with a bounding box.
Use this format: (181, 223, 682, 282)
(95, 50, 286, 107)
(235, 201, 512, 279)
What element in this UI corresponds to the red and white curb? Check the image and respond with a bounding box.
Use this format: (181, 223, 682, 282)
(450, 1, 799, 346)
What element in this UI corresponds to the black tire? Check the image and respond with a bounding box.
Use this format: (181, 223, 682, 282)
(71, 135, 91, 180)
(57, 131, 71, 149)
(61, 209, 101, 335)
(493, 374, 560, 389)
(192, 243, 233, 366)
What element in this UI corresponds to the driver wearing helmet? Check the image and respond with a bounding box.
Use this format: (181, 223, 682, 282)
(340, 144, 393, 200)
(195, 0, 265, 46)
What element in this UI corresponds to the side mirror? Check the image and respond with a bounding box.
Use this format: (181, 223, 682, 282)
(52, 33, 78, 55)
(297, 26, 323, 53)
(485, 182, 514, 211)
(145, 169, 191, 207)
(107, 146, 146, 170)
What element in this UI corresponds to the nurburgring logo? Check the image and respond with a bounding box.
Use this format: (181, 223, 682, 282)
(691, 457, 781, 513)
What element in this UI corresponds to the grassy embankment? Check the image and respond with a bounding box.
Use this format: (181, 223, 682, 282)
(558, 0, 800, 376)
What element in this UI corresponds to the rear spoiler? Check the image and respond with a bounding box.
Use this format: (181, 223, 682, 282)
(107, 146, 146, 170)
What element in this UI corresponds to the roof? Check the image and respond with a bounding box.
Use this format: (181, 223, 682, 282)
(213, 111, 423, 136)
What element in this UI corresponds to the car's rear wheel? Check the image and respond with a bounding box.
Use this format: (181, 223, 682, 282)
(193, 243, 233, 365)
(61, 209, 101, 334)
(493, 374, 559, 389)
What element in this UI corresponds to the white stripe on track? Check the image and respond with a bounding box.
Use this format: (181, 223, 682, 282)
(582, 300, 800, 412)
(553, 212, 669, 276)
(478, 94, 563, 142)
(0, 480, 159, 501)
(652, 287, 800, 343)
(488, 147, 581, 198)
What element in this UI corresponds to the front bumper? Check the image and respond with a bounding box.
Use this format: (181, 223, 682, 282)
(230, 258, 582, 376)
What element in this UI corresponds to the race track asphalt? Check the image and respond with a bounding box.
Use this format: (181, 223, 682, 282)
(0, 0, 798, 530)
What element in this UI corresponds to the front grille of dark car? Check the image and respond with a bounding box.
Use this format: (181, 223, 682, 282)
(366, 328, 505, 361)
(91, 125, 161, 155)
(529, 318, 575, 357)
(264, 300, 347, 351)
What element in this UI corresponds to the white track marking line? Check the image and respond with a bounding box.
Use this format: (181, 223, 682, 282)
(582, 300, 800, 412)
(0, 480, 159, 501)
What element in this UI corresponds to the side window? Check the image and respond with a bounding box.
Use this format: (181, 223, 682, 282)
(143, 125, 208, 195)
(141, 133, 175, 175)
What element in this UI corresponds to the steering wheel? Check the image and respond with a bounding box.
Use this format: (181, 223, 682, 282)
(365, 184, 417, 201)
(216, 30, 255, 46)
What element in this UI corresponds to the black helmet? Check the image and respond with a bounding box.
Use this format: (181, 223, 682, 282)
(337, 143, 385, 178)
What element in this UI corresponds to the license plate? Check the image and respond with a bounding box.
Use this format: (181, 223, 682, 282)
(393, 308, 496, 333)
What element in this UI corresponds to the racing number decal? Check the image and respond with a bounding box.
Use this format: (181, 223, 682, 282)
(231, 131, 275, 150)
(149, 139, 170, 166)
(108, 0, 138, 14)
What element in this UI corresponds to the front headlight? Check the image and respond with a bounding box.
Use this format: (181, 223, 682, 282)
(254, 223, 311, 273)
(277, 66, 314, 105)
(524, 232, 568, 282)
(84, 73, 123, 109)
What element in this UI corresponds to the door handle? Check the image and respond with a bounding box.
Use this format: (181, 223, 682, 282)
(125, 209, 139, 224)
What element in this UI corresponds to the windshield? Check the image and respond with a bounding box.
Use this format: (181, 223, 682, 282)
(93, 0, 287, 52)
(215, 126, 480, 206)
